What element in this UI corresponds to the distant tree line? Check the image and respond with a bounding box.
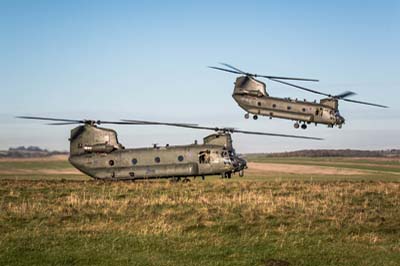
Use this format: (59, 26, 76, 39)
(9, 146, 48, 152)
(0, 146, 68, 158)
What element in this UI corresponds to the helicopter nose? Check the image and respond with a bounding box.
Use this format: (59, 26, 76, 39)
(336, 115, 345, 124)
(236, 157, 247, 170)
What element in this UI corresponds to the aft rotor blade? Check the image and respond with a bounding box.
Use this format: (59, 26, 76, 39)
(123, 119, 323, 140)
(16, 116, 84, 123)
(230, 129, 323, 140)
(208, 66, 243, 75)
(123, 120, 228, 132)
(334, 91, 356, 99)
(341, 98, 388, 108)
(269, 78, 332, 97)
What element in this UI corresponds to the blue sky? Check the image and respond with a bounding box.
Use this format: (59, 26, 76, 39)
(0, 1, 399, 152)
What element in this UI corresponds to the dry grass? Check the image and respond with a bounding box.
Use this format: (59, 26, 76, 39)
(1, 156, 400, 265)
(1, 179, 400, 266)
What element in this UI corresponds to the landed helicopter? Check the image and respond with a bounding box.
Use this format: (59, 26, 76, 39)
(210, 63, 387, 129)
(17, 116, 322, 181)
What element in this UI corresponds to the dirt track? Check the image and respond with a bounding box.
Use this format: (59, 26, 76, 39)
(0, 156, 374, 176)
(0, 155, 69, 162)
(247, 162, 366, 175)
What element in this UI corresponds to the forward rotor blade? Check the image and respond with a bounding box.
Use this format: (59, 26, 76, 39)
(230, 129, 323, 140)
(334, 91, 356, 99)
(121, 119, 199, 128)
(208, 66, 243, 75)
(341, 98, 388, 108)
(47, 122, 81, 125)
(17, 116, 138, 125)
(16, 116, 83, 123)
(219, 63, 319, 82)
(219, 63, 247, 75)
(269, 78, 331, 97)
(97, 121, 144, 125)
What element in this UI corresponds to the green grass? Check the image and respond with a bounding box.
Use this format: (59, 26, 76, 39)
(246, 156, 400, 174)
(0, 157, 400, 265)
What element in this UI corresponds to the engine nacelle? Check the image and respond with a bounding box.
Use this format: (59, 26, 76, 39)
(69, 125, 124, 156)
(233, 76, 268, 97)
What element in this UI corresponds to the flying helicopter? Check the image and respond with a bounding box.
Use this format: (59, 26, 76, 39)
(210, 63, 388, 129)
(17, 116, 322, 181)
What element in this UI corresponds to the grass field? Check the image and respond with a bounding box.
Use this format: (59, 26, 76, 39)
(0, 156, 399, 266)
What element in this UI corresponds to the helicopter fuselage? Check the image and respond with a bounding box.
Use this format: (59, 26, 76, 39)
(232, 76, 345, 128)
(68, 124, 246, 181)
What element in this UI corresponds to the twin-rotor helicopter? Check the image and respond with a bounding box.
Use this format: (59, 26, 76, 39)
(17, 63, 386, 181)
(210, 63, 387, 129)
(17, 116, 321, 181)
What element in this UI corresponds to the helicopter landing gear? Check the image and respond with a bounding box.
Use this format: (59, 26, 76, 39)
(239, 170, 244, 177)
(301, 123, 307, 130)
(253, 115, 258, 120)
(338, 124, 342, 129)
(244, 113, 250, 119)
(170, 177, 181, 183)
(221, 172, 232, 179)
(294, 122, 300, 129)
(182, 178, 191, 183)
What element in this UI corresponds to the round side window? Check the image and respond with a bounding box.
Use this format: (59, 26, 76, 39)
(132, 158, 138, 165)
(155, 157, 161, 163)
(109, 160, 115, 166)
(178, 155, 184, 162)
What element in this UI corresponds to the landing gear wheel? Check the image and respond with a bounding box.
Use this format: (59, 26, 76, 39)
(239, 170, 244, 177)
(301, 123, 307, 130)
(244, 113, 250, 119)
(253, 115, 258, 120)
(294, 122, 300, 129)
(170, 177, 181, 183)
(182, 178, 191, 183)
